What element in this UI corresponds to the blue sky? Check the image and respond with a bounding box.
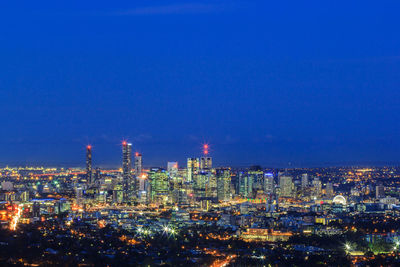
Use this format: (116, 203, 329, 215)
(0, 1, 400, 167)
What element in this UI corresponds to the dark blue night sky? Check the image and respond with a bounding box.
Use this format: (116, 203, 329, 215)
(0, 1, 400, 167)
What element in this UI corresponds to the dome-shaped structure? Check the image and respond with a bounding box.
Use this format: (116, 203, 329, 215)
(332, 195, 346, 205)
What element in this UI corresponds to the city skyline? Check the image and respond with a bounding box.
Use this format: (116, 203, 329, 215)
(1, 1, 400, 167)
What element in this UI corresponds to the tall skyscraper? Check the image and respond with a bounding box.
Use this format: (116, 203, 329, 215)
(86, 145, 93, 185)
(200, 157, 212, 170)
(239, 171, 253, 198)
(264, 173, 274, 194)
(134, 152, 142, 177)
(187, 158, 199, 182)
(122, 141, 133, 202)
(216, 168, 231, 201)
(301, 173, 308, 189)
(279, 176, 293, 197)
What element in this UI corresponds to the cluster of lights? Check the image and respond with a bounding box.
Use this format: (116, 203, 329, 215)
(136, 227, 151, 236)
(163, 225, 177, 236)
(9, 205, 22, 231)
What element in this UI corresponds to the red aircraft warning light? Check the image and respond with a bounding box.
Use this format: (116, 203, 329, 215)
(203, 144, 209, 155)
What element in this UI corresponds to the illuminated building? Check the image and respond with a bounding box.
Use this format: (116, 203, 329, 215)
(216, 168, 231, 201)
(279, 176, 293, 197)
(311, 177, 322, 198)
(122, 142, 134, 202)
(200, 157, 212, 170)
(301, 173, 308, 189)
(86, 145, 93, 185)
(263, 173, 274, 194)
(134, 152, 142, 177)
(194, 170, 208, 198)
(238, 172, 253, 197)
(148, 168, 169, 204)
(248, 169, 263, 192)
(167, 162, 178, 178)
(376, 185, 385, 199)
(326, 182, 334, 198)
(186, 158, 199, 182)
(113, 184, 123, 204)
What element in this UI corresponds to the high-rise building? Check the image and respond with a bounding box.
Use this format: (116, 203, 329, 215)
(312, 177, 322, 198)
(86, 145, 93, 185)
(167, 162, 178, 178)
(216, 168, 231, 201)
(279, 176, 293, 197)
(134, 152, 142, 177)
(264, 173, 274, 194)
(301, 173, 308, 189)
(122, 141, 133, 202)
(376, 185, 385, 199)
(326, 182, 334, 198)
(194, 170, 208, 198)
(248, 169, 263, 192)
(148, 168, 169, 204)
(187, 158, 199, 182)
(238, 171, 253, 198)
(200, 157, 212, 170)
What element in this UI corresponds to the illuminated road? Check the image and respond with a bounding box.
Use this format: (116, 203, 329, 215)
(210, 254, 236, 267)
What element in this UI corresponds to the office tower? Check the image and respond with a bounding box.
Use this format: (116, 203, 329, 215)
(200, 157, 212, 170)
(93, 168, 101, 186)
(167, 162, 178, 178)
(264, 173, 274, 194)
(279, 176, 293, 197)
(301, 173, 308, 189)
(194, 170, 208, 198)
(187, 158, 199, 182)
(86, 145, 93, 185)
(326, 182, 334, 198)
(148, 168, 169, 204)
(239, 171, 253, 198)
(376, 185, 385, 199)
(134, 152, 142, 177)
(248, 169, 263, 192)
(216, 168, 231, 201)
(122, 141, 133, 202)
(311, 177, 322, 198)
(75, 186, 84, 206)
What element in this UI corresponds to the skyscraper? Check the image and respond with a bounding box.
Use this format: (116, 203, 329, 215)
(187, 158, 199, 182)
(301, 173, 308, 189)
(312, 177, 322, 198)
(167, 162, 178, 178)
(200, 157, 212, 170)
(376, 185, 385, 199)
(86, 145, 92, 185)
(134, 152, 142, 177)
(122, 141, 133, 202)
(326, 182, 334, 198)
(238, 171, 253, 198)
(279, 176, 293, 197)
(148, 168, 169, 204)
(264, 173, 274, 194)
(216, 168, 231, 201)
